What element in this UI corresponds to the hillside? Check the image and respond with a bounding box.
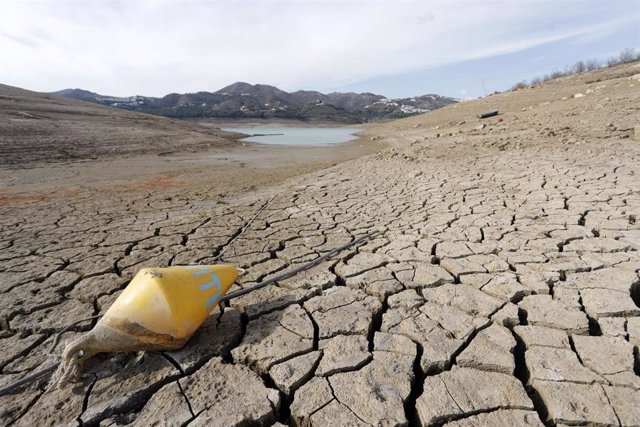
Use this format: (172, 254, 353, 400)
(51, 83, 458, 123)
(0, 84, 240, 165)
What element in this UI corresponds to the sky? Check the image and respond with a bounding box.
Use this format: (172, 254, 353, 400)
(1, 0, 638, 99)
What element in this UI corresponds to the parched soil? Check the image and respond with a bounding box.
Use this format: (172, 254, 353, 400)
(1, 62, 639, 426)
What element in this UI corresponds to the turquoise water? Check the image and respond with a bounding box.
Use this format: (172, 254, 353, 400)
(222, 127, 362, 146)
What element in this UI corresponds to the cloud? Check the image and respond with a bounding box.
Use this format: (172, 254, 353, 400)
(0, 0, 636, 96)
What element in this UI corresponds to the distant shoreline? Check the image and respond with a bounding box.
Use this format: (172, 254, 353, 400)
(191, 118, 379, 129)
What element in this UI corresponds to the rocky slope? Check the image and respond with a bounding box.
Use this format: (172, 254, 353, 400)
(0, 84, 240, 165)
(52, 83, 458, 123)
(1, 62, 639, 426)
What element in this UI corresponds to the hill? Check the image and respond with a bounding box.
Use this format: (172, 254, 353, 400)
(0, 84, 240, 165)
(51, 83, 457, 123)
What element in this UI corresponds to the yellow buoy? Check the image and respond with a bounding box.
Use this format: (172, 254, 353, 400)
(61, 264, 238, 364)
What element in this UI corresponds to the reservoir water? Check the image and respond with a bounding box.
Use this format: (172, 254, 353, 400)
(222, 127, 362, 146)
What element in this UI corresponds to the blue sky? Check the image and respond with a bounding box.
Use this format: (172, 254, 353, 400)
(1, 1, 638, 99)
(340, 2, 640, 98)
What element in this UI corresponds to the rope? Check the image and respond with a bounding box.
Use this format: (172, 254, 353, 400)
(0, 315, 99, 396)
(215, 193, 279, 261)
(0, 362, 58, 396)
(220, 229, 380, 303)
(48, 351, 83, 389)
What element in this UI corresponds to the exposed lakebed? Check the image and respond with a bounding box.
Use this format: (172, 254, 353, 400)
(222, 127, 362, 146)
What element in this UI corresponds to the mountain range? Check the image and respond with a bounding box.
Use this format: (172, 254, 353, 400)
(51, 83, 458, 123)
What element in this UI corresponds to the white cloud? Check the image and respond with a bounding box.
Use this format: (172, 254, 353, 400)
(0, 0, 635, 96)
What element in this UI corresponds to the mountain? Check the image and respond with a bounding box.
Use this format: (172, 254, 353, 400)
(50, 83, 458, 123)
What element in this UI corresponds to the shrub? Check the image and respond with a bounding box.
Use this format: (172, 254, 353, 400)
(619, 48, 637, 63)
(510, 80, 528, 91)
(573, 61, 586, 73)
(529, 77, 542, 87)
(509, 48, 639, 92)
(585, 59, 601, 71)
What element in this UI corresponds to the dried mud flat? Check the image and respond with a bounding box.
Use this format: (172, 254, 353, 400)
(1, 62, 640, 426)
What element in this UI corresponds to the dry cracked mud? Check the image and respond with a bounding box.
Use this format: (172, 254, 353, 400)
(1, 62, 640, 426)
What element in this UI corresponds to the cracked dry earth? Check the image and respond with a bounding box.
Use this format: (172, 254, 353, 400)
(2, 62, 640, 426)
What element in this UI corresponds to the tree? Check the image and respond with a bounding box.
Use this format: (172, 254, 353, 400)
(619, 48, 637, 63)
(573, 61, 586, 73)
(585, 59, 600, 71)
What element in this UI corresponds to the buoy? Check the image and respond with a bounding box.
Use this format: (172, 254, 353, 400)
(60, 265, 238, 370)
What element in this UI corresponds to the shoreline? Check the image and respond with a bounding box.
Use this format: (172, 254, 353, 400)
(0, 131, 387, 206)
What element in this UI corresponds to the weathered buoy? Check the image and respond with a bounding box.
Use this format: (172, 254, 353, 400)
(59, 265, 238, 371)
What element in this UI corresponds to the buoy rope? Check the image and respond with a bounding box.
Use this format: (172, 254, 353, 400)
(0, 315, 99, 396)
(215, 192, 279, 261)
(221, 229, 380, 303)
